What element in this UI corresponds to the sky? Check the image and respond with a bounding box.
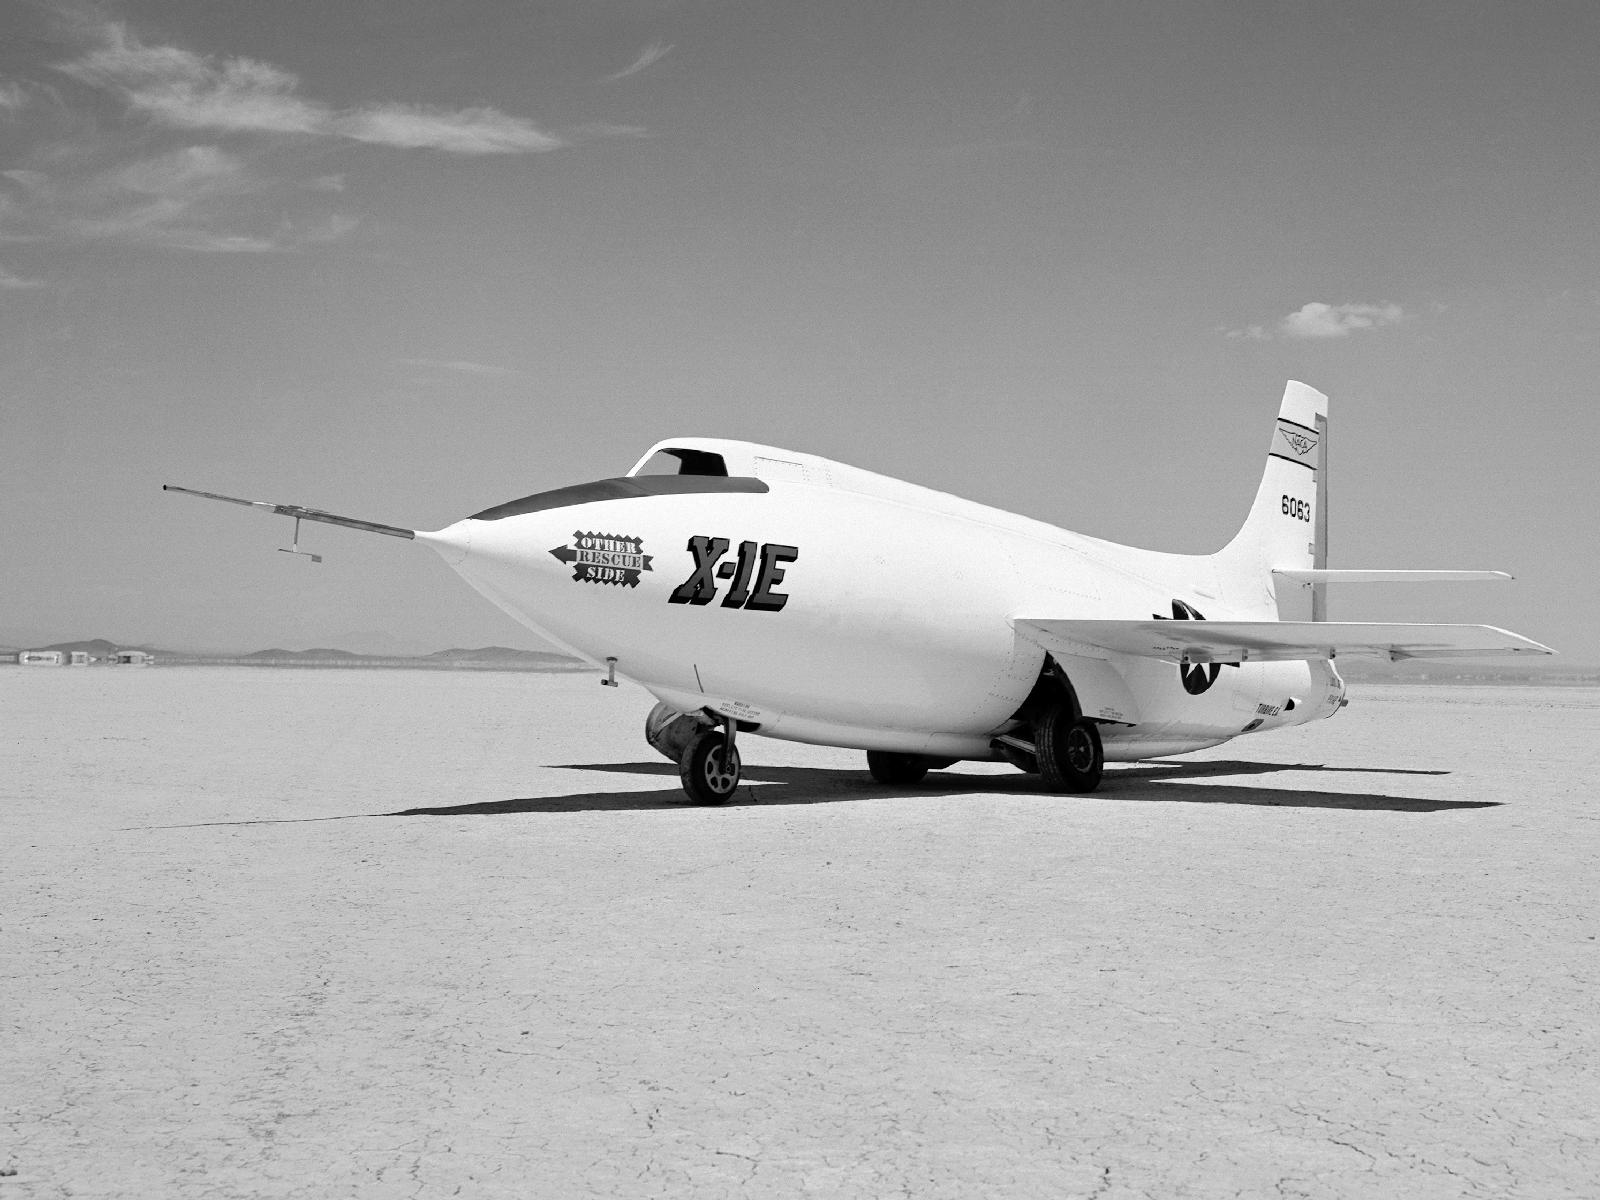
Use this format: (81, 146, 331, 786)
(2, 0, 1595, 661)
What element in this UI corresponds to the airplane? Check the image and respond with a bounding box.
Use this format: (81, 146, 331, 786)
(166, 380, 1553, 805)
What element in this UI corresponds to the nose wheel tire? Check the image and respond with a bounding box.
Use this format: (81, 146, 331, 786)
(1036, 706, 1104, 794)
(680, 730, 743, 805)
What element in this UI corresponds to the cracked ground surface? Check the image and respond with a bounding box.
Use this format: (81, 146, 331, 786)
(2, 668, 1597, 1198)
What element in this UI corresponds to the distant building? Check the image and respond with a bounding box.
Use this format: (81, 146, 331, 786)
(18, 650, 63, 666)
(114, 650, 153, 666)
(68, 651, 89, 666)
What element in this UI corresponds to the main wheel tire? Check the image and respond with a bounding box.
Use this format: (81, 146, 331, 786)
(679, 730, 743, 805)
(1036, 707, 1104, 793)
(866, 750, 930, 785)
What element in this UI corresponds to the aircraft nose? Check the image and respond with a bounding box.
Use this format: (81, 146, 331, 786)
(415, 522, 471, 566)
(417, 512, 588, 593)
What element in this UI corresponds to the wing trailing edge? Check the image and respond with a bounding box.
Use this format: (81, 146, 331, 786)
(1014, 618, 1554, 665)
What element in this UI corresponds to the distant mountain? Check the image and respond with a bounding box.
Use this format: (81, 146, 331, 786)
(308, 631, 437, 657)
(242, 647, 361, 660)
(207, 644, 583, 669)
(422, 646, 577, 665)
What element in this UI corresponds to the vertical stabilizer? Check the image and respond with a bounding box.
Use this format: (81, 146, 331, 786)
(1218, 381, 1328, 620)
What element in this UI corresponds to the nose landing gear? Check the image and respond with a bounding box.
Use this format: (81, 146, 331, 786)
(678, 722, 743, 805)
(643, 703, 747, 805)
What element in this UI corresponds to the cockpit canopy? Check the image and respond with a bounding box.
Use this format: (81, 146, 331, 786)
(626, 437, 823, 485)
(632, 447, 729, 477)
(468, 439, 802, 522)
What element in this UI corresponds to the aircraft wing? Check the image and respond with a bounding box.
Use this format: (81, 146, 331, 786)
(1272, 569, 1511, 583)
(1013, 618, 1555, 664)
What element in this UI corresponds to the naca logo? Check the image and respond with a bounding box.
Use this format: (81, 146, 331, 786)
(1278, 427, 1319, 458)
(549, 532, 653, 587)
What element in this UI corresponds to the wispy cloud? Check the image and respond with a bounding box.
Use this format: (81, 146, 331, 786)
(114, 144, 247, 197)
(1281, 302, 1405, 338)
(58, 24, 567, 154)
(335, 105, 561, 154)
(604, 41, 674, 82)
(59, 34, 322, 134)
(1, 15, 639, 266)
(1226, 302, 1407, 341)
(563, 121, 648, 142)
(297, 214, 361, 244)
(0, 264, 44, 289)
(2, 145, 355, 254)
(134, 228, 278, 253)
(396, 358, 527, 380)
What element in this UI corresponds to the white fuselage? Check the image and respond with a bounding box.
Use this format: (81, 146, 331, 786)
(417, 444, 1344, 763)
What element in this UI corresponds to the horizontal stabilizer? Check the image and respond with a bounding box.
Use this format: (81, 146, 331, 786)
(1013, 618, 1554, 664)
(1274, 569, 1511, 584)
(163, 485, 414, 540)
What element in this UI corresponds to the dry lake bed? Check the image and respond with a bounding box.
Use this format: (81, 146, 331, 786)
(2, 667, 1596, 1198)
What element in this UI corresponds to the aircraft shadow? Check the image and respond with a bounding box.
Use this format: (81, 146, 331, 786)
(389, 758, 1494, 817)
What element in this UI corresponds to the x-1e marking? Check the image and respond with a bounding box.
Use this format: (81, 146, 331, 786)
(668, 537, 798, 610)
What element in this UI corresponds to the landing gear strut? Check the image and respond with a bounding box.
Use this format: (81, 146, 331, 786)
(1035, 704, 1104, 793)
(679, 720, 742, 805)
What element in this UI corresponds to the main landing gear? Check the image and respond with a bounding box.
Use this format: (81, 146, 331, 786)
(992, 664, 1107, 794)
(863, 751, 959, 786)
(1034, 704, 1103, 793)
(866, 751, 930, 785)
